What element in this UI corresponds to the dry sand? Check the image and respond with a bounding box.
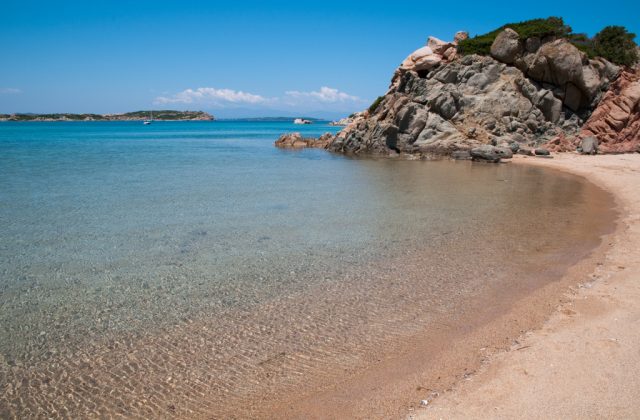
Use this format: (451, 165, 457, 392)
(415, 153, 640, 419)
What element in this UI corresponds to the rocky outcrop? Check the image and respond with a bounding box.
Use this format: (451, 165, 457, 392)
(276, 26, 638, 159)
(510, 38, 620, 112)
(330, 55, 590, 156)
(400, 32, 468, 74)
(324, 29, 624, 159)
(577, 68, 640, 153)
(275, 132, 333, 149)
(544, 67, 640, 153)
(491, 28, 522, 64)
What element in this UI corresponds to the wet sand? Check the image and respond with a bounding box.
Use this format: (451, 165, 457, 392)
(417, 153, 640, 419)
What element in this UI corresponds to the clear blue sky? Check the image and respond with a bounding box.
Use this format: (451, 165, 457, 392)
(1, 0, 638, 118)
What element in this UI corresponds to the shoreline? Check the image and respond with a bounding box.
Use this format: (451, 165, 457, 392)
(273, 156, 619, 419)
(417, 153, 640, 418)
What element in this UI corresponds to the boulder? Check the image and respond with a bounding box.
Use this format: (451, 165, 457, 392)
(490, 28, 522, 64)
(579, 136, 599, 155)
(496, 146, 514, 159)
(535, 148, 551, 156)
(470, 145, 511, 162)
(534, 40, 584, 86)
(414, 54, 443, 71)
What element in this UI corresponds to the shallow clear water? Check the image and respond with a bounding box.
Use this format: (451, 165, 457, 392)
(0, 121, 612, 417)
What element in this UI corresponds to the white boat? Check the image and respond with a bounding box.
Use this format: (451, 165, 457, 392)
(293, 118, 312, 125)
(143, 110, 153, 125)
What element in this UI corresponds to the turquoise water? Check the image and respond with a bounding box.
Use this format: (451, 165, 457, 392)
(0, 121, 612, 417)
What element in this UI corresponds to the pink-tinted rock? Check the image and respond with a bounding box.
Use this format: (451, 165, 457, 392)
(275, 132, 334, 149)
(427, 36, 453, 55)
(442, 47, 457, 61)
(543, 133, 577, 152)
(413, 54, 443, 71)
(580, 68, 640, 153)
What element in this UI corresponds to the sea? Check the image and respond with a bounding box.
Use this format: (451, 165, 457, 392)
(0, 121, 613, 417)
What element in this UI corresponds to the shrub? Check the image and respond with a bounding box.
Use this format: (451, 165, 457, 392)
(592, 26, 638, 66)
(567, 33, 596, 57)
(368, 96, 384, 114)
(457, 17, 572, 56)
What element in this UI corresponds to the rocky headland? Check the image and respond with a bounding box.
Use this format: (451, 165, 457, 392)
(277, 18, 640, 161)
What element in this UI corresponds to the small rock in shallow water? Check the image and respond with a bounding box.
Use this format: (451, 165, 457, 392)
(470, 145, 512, 162)
(518, 146, 534, 156)
(495, 146, 513, 159)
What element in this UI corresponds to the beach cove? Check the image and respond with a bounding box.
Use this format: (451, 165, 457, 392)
(0, 121, 617, 418)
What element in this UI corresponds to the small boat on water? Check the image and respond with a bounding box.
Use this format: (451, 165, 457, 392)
(143, 111, 153, 125)
(293, 118, 312, 125)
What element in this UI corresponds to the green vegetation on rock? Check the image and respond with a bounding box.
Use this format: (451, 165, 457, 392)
(457, 17, 571, 55)
(368, 96, 384, 114)
(457, 17, 638, 66)
(592, 26, 639, 66)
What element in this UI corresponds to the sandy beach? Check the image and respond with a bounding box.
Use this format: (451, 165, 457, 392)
(416, 153, 640, 419)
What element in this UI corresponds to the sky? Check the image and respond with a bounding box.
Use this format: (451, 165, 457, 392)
(1, 1, 639, 119)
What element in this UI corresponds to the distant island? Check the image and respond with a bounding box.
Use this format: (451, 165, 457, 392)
(0, 110, 214, 121)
